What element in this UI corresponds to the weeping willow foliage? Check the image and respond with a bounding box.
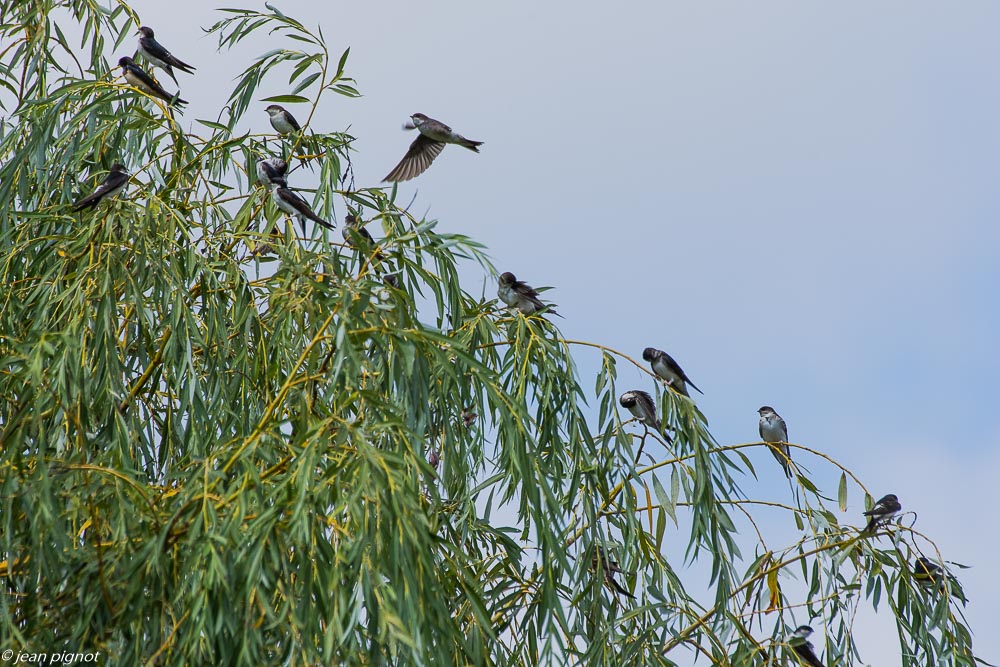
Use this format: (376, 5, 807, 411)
(0, 3, 983, 666)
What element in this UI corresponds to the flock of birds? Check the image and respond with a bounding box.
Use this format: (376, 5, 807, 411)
(66, 25, 949, 667)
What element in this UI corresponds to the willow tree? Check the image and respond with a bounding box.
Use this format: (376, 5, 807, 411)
(0, 3, 982, 666)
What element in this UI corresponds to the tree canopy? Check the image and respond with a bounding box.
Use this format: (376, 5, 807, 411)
(0, 2, 983, 666)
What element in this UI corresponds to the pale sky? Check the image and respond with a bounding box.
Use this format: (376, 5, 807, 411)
(116, 1, 1000, 663)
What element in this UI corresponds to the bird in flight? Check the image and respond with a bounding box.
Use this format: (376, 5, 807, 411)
(118, 56, 186, 107)
(757, 406, 792, 477)
(497, 272, 558, 316)
(72, 164, 130, 212)
(642, 347, 701, 397)
(863, 493, 901, 534)
(136, 26, 195, 86)
(383, 113, 482, 182)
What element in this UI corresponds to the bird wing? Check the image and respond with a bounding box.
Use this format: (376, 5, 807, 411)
(72, 171, 128, 211)
(383, 135, 446, 182)
(142, 38, 195, 72)
(276, 188, 333, 229)
(664, 351, 702, 394)
(635, 391, 661, 430)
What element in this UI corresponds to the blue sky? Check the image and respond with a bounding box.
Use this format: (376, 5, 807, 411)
(120, 1, 1000, 662)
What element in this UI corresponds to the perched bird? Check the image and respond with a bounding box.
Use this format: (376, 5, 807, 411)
(619, 390, 661, 432)
(256, 157, 289, 188)
(758, 406, 792, 477)
(118, 56, 186, 106)
(265, 105, 302, 135)
(72, 164, 130, 211)
(497, 272, 558, 316)
(863, 493, 901, 533)
(136, 26, 195, 86)
(383, 113, 483, 182)
(591, 546, 634, 599)
(788, 625, 825, 667)
(461, 409, 477, 427)
(912, 557, 943, 584)
(642, 347, 701, 397)
(269, 182, 334, 233)
(342, 214, 385, 262)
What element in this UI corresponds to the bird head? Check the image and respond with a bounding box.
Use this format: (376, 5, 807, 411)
(137, 26, 154, 38)
(498, 272, 516, 287)
(641, 347, 659, 362)
(792, 625, 814, 639)
(619, 392, 637, 408)
(265, 105, 285, 116)
(118, 56, 135, 68)
(758, 406, 775, 416)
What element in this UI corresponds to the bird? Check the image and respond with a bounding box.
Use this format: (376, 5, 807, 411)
(136, 26, 195, 86)
(912, 557, 943, 585)
(118, 56, 186, 107)
(256, 157, 289, 188)
(269, 182, 334, 233)
(265, 105, 302, 135)
(383, 113, 483, 182)
(619, 390, 662, 432)
(342, 214, 385, 262)
(497, 272, 558, 316)
(788, 625, 825, 667)
(758, 406, 792, 477)
(642, 347, 701, 397)
(863, 493, 901, 533)
(591, 546, 634, 599)
(72, 164, 130, 211)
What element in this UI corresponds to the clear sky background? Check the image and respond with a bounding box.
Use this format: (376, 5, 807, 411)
(114, 1, 999, 663)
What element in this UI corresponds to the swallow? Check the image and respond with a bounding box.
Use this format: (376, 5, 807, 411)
(342, 214, 385, 261)
(619, 390, 662, 432)
(591, 546, 634, 599)
(642, 347, 701, 397)
(270, 182, 334, 232)
(118, 56, 186, 107)
(383, 113, 483, 182)
(265, 105, 302, 135)
(136, 26, 195, 86)
(758, 406, 792, 477)
(912, 557, 943, 584)
(72, 164, 130, 211)
(863, 493, 901, 533)
(256, 157, 289, 188)
(788, 625, 825, 667)
(497, 272, 559, 316)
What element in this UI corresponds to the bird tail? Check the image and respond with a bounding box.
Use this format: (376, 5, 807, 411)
(460, 139, 484, 152)
(608, 577, 635, 599)
(307, 210, 335, 230)
(769, 444, 793, 478)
